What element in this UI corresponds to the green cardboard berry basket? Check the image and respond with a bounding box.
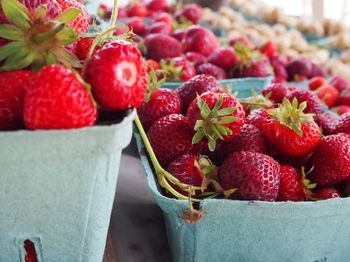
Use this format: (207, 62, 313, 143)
(162, 77, 273, 98)
(0, 110, 135, 262)
(134, 129, 350, 262)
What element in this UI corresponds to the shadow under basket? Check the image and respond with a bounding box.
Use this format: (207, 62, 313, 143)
(134, 131, 350, 262)
(162, 77, 273, 98)
(0, 111, 135, 262)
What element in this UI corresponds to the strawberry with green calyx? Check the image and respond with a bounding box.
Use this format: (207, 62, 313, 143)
(187, 92, 245, 152)
(310, 188, 340, 200)
(0, 0, 82, 71)
(262, 97, 321, 158)
(239, 90, 274, 114)
(160, 57, 196, 82)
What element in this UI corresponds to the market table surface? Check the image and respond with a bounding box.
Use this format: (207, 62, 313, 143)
(105, 138, 171, 261)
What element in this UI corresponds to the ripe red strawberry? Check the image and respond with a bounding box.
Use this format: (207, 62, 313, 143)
(146, 0, 169, 12)
(262, 98, 321, 158)
(314, 113, 337, 135)
(277, 165, 305, 201)
(330, 76, 349, 92)
(334, 105, 350, 115)
(312, 188, 340, 200)
(24, 65, 96, 129)
(309, 76, 327, 91)
(138, 88, 181, 130)
(152, 12, 173, 25)
(286, 58, 313, 80)
(260, 41, 277, 58)
(127, 17, 147, 36)
(219, 151, 281, 201)
(207, 47, 238, 72)
(187, 92, 245, 151)
(167, 154, 216, 197)
(176, 4, 203, 24)
(24, 239, 38, 262)
(221, 124, 266, 155)
(229, 37, 254, 49)
(75, 37, 97, 61)
(310, 63, 326, 78)
(310, 134, 350, 186)
(334, 112, 350, 134)
(231, 60, 270, 78)
(97, 3, 112, 19)
(147, 114, 194, 167)
(127, 2, 149, 17)
(176, 74, 222, 114)
(195, 62, 227, 80)
(185, 52, 206, 65)
(337, 90, 350, 106)
(182, 25, 219, 56)
(162, 57, 196, 81)
(85, 40, 148, 110)
(0, 70, 34, 130)
(316, 85, 339, 108)
(272, 64, 288, 83)
(245, 108, 271, 131)
(286, 89, 323, 114)
(171, 29, 186, 42)
(147, 21, 172, 35)
(262, 83, 295, 104)
(145, 59, 161, 73)
(56, 0, 90, 33)
(145, 34, 182, 61)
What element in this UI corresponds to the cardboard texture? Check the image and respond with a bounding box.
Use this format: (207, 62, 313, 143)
(0, 111, 135, 262)
(162, 77, 272, 98)
(135, 130, 350, 262)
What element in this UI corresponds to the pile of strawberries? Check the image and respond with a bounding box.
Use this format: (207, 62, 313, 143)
(0, 0, 148, 131)
(139, 73, 350, 202)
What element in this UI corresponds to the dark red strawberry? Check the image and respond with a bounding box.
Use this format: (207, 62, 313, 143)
(314, 113, 337, 135)
(147, 21, 172, 35)
(176, 74, 222, 114)
(127, 17, 147, 36)
(310, 134, 350, 186)
(207, 47, 238, 72)
(334, 105, 350, 115)
(286, 89, 323, 114)
(221, 124, 266, 155)
(176, 4, 203, 24)
(147, 114, 194, 167)
(310, 63, 326, 78)
(24, 65, 96, 130)
(145, 34, 182, 61)
(85, 40, 148, 110)
(334, 112, 350, 134)
(316, 85, 339, 108)
(146, 0, 169, 12)
(246, 108, 271, 131)
(182, 25, 219, 56)
(262, 98, 321, 158)
(171, 29, 186, 42)
(0, 70, 34, 130)
(167, 154, 216, 197)
(312, 188, 340, 200)
(261, 83, 295, 104)
(127, 2, 149, 17)
(231, 60, 270, 78)
(272, 64, 288, 83)
(138, 88, 181, 130)
(219, 151, 281, 201)
(260, 41, 277, 58)
(195, 63, 227, 80)
(277, 165, 305, 201)
(187, 92, 245, 151)
(161, 57, 196, 82)
(24, 240, 38, 262)
(309, 76, 327, 91)
(185, 52, 206, 65)
(330, 76, 349, 92)
(337, 90, 350, 106)
(286, 58, 313, 80)
(75, 37, 97, 61)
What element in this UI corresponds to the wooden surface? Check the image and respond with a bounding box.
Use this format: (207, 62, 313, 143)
(103, 229, 117, 262)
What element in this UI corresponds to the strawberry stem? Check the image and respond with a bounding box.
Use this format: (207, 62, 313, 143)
(108, 0, 119, 37)
(33, 23, 65, 44)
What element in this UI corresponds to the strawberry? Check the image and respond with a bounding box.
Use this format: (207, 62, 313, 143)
(127, 17, 147, 36)
(24, 239, 38, 262)
(97, 3, 112, 19)
(316, 85, 339, 108)
(195, 62, 227, 80)
(312, 188, 340, 200)
(246, 108, 271, 131)
(147, 21, 172, 35)
(185, 52, 206, 65)
(260, 41, 277, 58)
(146, 0, 169, 12)
(337, 91, 350, 106)
(277, 165, 305, 202)
(262, 83, 295, 104)
(171, 29, 186, 42)
(286, 58, 313, 81)
(308, 76, 327, 91)
(24, 65, 96, 129)
(167, 154, 216, 197)
(286, 89, 323, 114)
(314, 113, 337, 135)
(0, 70, 34, 130)
(145, 59, 161, 73)
(161, 57, 196, 82)
(262, 98, 321, 158)
(229, 37, 254, 49)
(334, 105, 350, 115)
(176, 74, 222, 114)
(176, 4, 203, 24)
(75, 37, 96, 61)
(272, 64, 288, 83)
(310, 63, 326, 78)
(219, 151, 281, 201)
(138, 88, 181, 130)
(330, 76, 349, 92)
(207, 47, 238, 72)
(334, 112, 350, 134)
(152, 12, 173, 25)
(221, 124, 266, 155)
(310, 134, 350, 186)
(127, 2, 149, 17)
(182, 25, 219, 56)
(56, 0, 90, 33)
(85, 40, 148, 110)
(187, 92, 245, 151)
(144, 34, 182, 61)
(147, 114, 194, 167)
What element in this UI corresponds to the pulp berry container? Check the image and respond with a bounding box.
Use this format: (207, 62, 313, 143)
(0, 111, 135, 262)
(162, 76, 273, 98)
(134, 131, 350, 262)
